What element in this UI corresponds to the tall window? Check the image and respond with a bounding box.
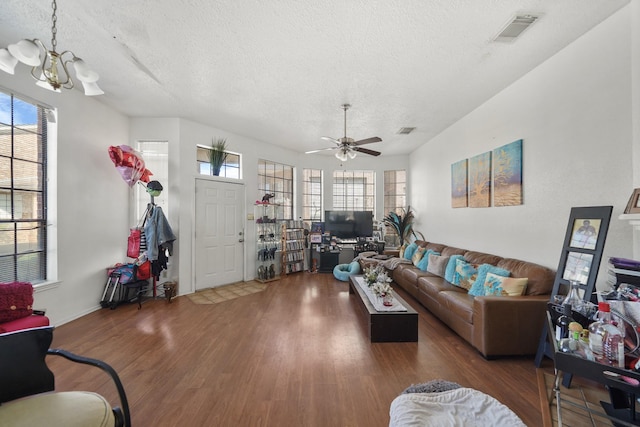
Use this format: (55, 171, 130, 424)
(258, 159, 293, 219)
(333, 170, 375, 213)
(383, 170, 406, 246)
(302, 169, 322, 222)
(136, 141, 169, 222)
(196, 145, 241, 179)
(0, 92, 47, 283)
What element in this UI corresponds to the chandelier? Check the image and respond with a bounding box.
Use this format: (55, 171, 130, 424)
(0, 0, 103, 96)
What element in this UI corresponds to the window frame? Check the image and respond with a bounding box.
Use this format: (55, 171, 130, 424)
(196, 144, 241, 179)
(332, 170, 375, 214)
(302, 168, 322, 222)
(0, 90, 48, 284)
(258, 159, 294, 220)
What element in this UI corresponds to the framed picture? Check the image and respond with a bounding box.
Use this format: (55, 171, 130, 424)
(624, 188, 640, 214)
(569, 218, 601, 250)
(468, 152, 491, 208)
(550, 205, 613, 302)
(562, 251, 594, 285)
(372, 231, 382, 241)
(451, 159, 468, 208)
(310, 233, 322, 244)
(492, 139, 523, 207)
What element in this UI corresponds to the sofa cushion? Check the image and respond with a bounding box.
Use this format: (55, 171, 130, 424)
(400, 265, 432, 285)
(462, 251, 503, 266)
(426, 254, 450, 277)
(497, 258, 555, 296)
(453, 259, 479, 291)
(484, 273, 528, 296)
(0, 282, 34, 323)
(469, 264, 510, 296)
(424, 243, 447, 253)
(441, 246, 467, 258)
(439, 291, 475, 324)
(444, 254, 466, 282)
(417, 275, 462, 299)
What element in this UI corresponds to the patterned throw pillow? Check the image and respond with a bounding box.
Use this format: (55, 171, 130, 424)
(403, 242, 419, 260)
(417, 250, 440, 271)
(426, 254, 450, 277)
(453, 259, 478, 290)
(468, 264, 511, 296)
(412, 246, 426, 267)
(484, 273, 528, 296)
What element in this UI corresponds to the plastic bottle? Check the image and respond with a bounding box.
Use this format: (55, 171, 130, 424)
(588, 302, 608, 358)
(589, 302, 625, 367)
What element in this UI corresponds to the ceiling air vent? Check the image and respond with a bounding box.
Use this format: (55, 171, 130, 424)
(494, 14, 539, 42)
(397, 127, 415, 135)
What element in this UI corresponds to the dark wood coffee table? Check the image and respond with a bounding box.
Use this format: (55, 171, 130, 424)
(348, 275, 418, 342)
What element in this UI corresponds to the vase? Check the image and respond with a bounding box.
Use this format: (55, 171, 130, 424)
(382, 294, 393, 307)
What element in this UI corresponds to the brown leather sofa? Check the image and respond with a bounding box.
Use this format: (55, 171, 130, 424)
(364, 241, 555, 358)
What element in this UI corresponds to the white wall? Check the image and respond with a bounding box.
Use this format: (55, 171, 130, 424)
(410, 5, 636, 291)
(130, 117, 409, 292)
(0, 70, 130, 326)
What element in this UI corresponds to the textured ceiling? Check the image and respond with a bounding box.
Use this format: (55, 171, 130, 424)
(0, 0, 630, 156)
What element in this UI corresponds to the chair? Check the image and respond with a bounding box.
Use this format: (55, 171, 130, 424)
(0, 326, 131, 427)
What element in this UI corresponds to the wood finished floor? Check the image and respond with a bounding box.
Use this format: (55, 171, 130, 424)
(49, 272, 550, 426)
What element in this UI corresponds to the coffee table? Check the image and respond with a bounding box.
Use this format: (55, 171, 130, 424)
(348, 275, 418, 342)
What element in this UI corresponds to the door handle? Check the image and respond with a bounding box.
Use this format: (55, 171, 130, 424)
(239, 239, 244, 243)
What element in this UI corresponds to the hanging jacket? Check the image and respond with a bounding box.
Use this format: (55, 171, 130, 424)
(144, 206, 176, 261)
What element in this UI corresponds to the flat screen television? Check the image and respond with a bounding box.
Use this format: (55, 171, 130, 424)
(324, 210, 373, 239)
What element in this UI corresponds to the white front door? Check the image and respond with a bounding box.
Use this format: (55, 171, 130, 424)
(195, 179, 245, 290)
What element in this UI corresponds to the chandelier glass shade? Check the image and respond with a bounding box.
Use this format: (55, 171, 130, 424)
(335, 146, 357, 162)
(0, 0, 103, 96)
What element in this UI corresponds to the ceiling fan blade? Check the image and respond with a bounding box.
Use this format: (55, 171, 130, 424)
(320, 136, 341, 145)
(353, 137, 382, 146)
(354, 147, 381, 156)
(305, 147, 339, 154)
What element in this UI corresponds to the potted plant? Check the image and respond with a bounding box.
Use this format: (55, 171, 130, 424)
(383, 206, 422, 247)
(209, 138, 228, 176)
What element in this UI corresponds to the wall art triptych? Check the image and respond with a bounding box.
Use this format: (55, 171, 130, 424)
(451, 139, 523, 208)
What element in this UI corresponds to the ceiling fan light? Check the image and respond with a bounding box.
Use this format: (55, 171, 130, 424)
(8, 39, 41, 67)
(347, 150, 357, 159)
(335, 150, 348, 161)
(0, 49, 18, 74)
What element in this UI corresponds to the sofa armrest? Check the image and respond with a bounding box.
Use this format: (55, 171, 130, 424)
(472, 295, 549, 358)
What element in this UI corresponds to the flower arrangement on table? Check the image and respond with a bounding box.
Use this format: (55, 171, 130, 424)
(363, 265, 384, 286)
(371, 281, 393, 298)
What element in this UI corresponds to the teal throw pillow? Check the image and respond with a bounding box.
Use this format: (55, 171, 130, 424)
(417, 250, 440, 271)
(444, 254, 465, 282)
(469, 264, 511, 296)
(403, 242, 419, 260)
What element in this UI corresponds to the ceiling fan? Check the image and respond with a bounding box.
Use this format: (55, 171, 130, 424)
(305, 104, 382, 161)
